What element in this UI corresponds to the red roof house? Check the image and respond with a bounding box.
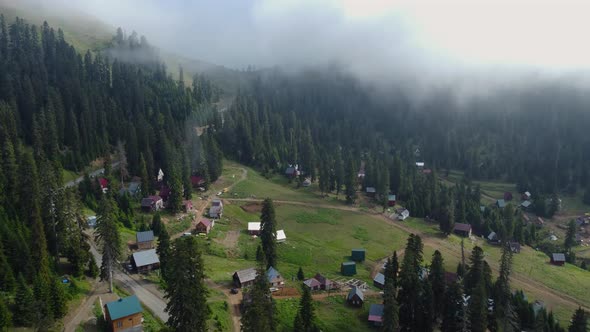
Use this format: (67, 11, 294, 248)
(195, 219, 213, 234)
(98, 178, 108, 193)
(183, 200, 193, 213)
(191, 175, 205, 187)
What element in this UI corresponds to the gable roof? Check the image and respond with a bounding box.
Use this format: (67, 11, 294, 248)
(497, 199, 506, 208)
(347, 286, 364, 301)
(487, 231, 498, 241)
(400, 209, 410, 218)
(276, 229, 286, 241)
(234, 267, 257, 283)
(132, 249, 159, 267)
(105, 295, 142, 320)
(552, 253, 566, 262)
(453, 223, 472, 232)
(197, 219, 212, 228)
(388, 194, 396, 201)
(366, 187, 376, 193)
(285, 167, 296, 175)
(248, 222, 261, 231)
(314, 273, 330, 285)
(98, 178, 108, 188)
(521, 200, 532, 208)
(136, 230, 154, 243)
(368, 304, 384, 322)
(373, 272, 385, 285)
(304, 278, 321, 288)
(266, 266, 282, 282)
(415, 162, 425, 167)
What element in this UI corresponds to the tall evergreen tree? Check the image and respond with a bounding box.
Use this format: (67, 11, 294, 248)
(157, 223, 171, 283)
(293, 284, 318, 332)
(260, 198, 277, 268)
(568, 307, 587, 332)
(398, 234, 424, 331)
(165, 237, 210, 331)
(468, 281, 488, 332)
(383, 256, 400, 332)
(139, 153, 150, 198)
(564, 220, 578, 251)
(441, 281, 467, 332)
(13, 274, 35, 326)
(95, 195, 121, 293)
(0, 295, 10, 330)
(429, 250, 446, 319)
(241, 265, 275, 332)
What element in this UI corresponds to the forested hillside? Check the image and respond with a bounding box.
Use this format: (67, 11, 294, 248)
(0, 15, 222, 329)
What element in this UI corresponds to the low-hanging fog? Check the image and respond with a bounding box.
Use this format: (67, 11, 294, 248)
(5, 0, 590, 103)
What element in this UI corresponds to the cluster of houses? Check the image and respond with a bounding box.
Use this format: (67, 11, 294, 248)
(130, 230, 160, 273)
(232, 266, 285, 289)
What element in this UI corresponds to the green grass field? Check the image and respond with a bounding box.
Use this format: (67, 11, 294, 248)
(444, 170, 518, 202)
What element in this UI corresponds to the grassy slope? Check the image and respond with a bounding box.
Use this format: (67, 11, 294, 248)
(208, 164, 590, 326)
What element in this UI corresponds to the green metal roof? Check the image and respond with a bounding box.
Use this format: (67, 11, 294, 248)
(105, 295, 142, 320)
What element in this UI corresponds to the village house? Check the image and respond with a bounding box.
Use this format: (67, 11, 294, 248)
(209, 198, 223, 218)
(118, 181, 141, 197)
(267, 266, 285, 288)
(104, 295, 143, 332)
(276, 229, 287, 243)
(398, 209, 410, 221)
(182, 200, 193, 213)
(136, 230, 154, 250)
(368, 304, 384, 327)
(373, 272, 385, 289)
(247, 222, 261, 236)
(346, 286, 364, 307)
(87, 216, 97, 228)
(195, 219, 213, 234)
(366, 187, 376, 197)
(550, 253, 566, 266)
(141, 195, 163, 213)
(98, 177, 109, 194)
(496, 199, 507, 208)
(285, 165, 300, 178)
(233, 267, 257, 288)
(341, 261, 357, 276)
(388, 194, 396, 206)
(453, 223, 472, 237)
(509, 241, 521, 254)
(304, 273, 333, 291)
(304, 278, 321, 291)
(521, 200, 532, 210)
(132, 249, 160, 273)
(351, 248, 366, 262)
(522, 191, 532, 200)
(190, 175, 205, 188)
(487, 231, 500, 244)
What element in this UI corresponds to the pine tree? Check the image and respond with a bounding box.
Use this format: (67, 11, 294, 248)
(493, 244, 517, 332)
(87, 255, 99, 278)
(260, 198, 277, 268)
(468, 281, 488, 332)
(564, 220, 578, 250)
(465, 246, 485, 295)
(383, 257, 399, 332)
(0, 295, 10, 330)
(441, 281, 466, 332)
(14, 274, 35, 326)
(139, 153, 150, 198)
(398, 234, 423, 331)
(157, 223, 171, 283)
(0, 241, 15, 293)
(297, 267, 305, 281)
(417, 279, 435, 332)
(165, 237, 210, 330)
(33, 272, 53, 322)
(241, 265, 275, 332)
(429, 250, 446, 319)
(294, 284, 317, 332)
(50, 277, 67, 319)
(344, 158, 357, 205)
(568, 307, 587, 332)
(151, 212, 162, 236)
(256, 244, 264, 262)
(95, 195, 121, 293)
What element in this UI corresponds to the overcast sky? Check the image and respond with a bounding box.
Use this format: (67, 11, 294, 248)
(9, 0, 590, 100)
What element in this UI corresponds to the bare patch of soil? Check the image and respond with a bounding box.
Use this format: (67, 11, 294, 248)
(241, 202, 263, 213)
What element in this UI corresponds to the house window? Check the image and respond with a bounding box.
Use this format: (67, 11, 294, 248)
(116, 321, 123, 328)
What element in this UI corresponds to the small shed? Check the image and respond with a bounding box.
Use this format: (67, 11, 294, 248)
(550, 253, 566, 266)
(248, 222, 261, 236)
(366, 187, 376, 197)
(496, 199, 506, 208)
(351, 249, 366, 262)
(368, 304, 384, 327)
(195, 219, 213, 234)
(314, 273, 332, 290)
(453, 223, 472, 237)
(415, 162, 425, 168)
(522, 191, 532, 200)
(276, 229, 286, 243)
(487, 231, 499, 244)
(233, 267, 257, 288)
(509, 242, 521, 254)
(141, 196, 163, 212)
(398, 209, 410, 221)
(136, 231, 154, 249)
(521, 200, 532, 209)
(373, 273, 385, 289)
(346, 286, 364, 306)
(302, 178, 312, 187)
(388, 194, 396, 206)
(341, 261, 357, 276)
(132, 249, 160, 273)
(98, 178, 108, 193)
